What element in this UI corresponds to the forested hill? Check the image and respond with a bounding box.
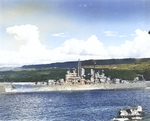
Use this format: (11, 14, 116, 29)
(22, 58, 150, 69)
(1, 58, 150, 82)
(82, 58, 150, 66)
(22, 61, 78, 69)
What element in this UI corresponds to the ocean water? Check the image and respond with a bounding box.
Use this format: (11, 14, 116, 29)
(1, 89, 150, 121)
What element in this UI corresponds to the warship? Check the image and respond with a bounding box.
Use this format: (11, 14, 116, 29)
(2, 60, 147, 93)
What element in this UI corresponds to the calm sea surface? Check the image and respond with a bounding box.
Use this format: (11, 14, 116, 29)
(1, 89, 150, 121)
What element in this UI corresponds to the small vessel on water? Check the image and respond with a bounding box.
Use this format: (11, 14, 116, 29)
(112, 106, 144, 121)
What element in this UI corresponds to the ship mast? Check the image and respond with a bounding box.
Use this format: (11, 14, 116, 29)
(93, 60, 96, 79)
(78, 59, 81, 77)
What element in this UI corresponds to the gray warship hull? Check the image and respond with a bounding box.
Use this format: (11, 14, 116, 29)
(3, 82, 146, 93)
(48, 82, 146, 91)
(0, 83, 5, 93)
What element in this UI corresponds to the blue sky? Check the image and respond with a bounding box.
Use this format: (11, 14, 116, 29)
(0, 0, 150, 66)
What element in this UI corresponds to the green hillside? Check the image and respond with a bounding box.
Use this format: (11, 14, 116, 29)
(82, 60, 150, 80)
(1, 58, 150, 82)
(83, 61, 150, 70)
(0, 68, 68, 82)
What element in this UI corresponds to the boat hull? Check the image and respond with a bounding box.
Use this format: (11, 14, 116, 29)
(3, 82, 146, 93)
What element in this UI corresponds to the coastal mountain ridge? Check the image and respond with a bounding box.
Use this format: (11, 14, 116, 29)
(1, 58, 150, 82)
(21, 58, 150, 69)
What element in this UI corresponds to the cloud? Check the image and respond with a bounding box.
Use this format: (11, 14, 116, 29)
(48, 29, 150, 63)
(7, 24, 39, 42)
(108, 29, 150, 58)
(6, 24, 46, 56)
(51, 33, 68, 37)
(1, 24, 47, 66)
(1, 25, 150, 67)
(60, 35, 109, 57)
(104, 31, 126, 37)
(104, 31, 118, 36)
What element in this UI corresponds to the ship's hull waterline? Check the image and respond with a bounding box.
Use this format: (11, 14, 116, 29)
(3, 82, 146, 93)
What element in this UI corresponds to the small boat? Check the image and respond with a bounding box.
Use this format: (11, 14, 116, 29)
(112, 106, 144, 121)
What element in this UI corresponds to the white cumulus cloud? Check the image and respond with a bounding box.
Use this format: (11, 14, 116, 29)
(60, 35, 109, 57)
(108, 29, 150, 58)
(6, 24, 46, 57)
(0, 25, 150, 67)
